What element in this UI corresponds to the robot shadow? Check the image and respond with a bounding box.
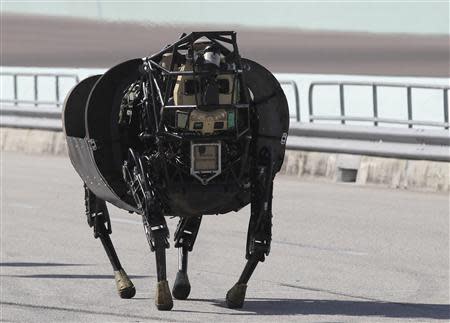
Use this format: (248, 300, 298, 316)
(0, 262, 89, 267)
(2, 273, 151, 279)
(179, 298, 449, 320)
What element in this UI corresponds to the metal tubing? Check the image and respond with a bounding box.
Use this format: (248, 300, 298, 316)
(33, 75, 38, 107)
(1, 72, 78, 108)
(407, 87, 413, 128)
(372, 85, 378, 126)
(178, 246, 188, 273)
(444, 89, 448, 130)
(4, 71, 449, 131)
(280, 80, 300, 122)
(288, 123, 450, 146)
(309, 80, 450, 90)
(1, 99, 63, 106)
(308, 84, 314, 123)
(309, 81, 450, 129)
(0, 72, 78, 78)
(13, 75, 18, 106)
(55, 76, 60, 107)
(339, 84, 345, 125)
(293, 83, 300, 122)
(310, 115, 449, 128)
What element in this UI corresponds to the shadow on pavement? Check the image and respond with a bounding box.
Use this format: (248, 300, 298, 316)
(1, 301, 164, 321)
(241, 298, 449, 319)
(2, 274, 152, 279)
(0, 262, 89, 267)
(180, 298, 449, 320)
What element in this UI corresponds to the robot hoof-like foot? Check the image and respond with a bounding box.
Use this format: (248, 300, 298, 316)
(226, 283, 247, 309)
(172, 271, 191, 300)
(114, 269, 136, 299)
(155, 280, 174, 311)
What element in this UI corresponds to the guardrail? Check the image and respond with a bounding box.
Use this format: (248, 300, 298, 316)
(0, 72, 79, 107)
(279, 80, 300, 121)
(287, 123, 450, 162)
(2, 72, 448, 129)
(0, 106, 62, 131)
(1, 72, 449, 162)
(308, 81, 450, 129)
(0, 72, 302, 119)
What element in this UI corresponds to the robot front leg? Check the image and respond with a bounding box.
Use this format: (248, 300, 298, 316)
(226, 150, 274, 309)
(141, 200, 173, 311)
(172, 216, 202, 300)
(84, 184, 135, 299)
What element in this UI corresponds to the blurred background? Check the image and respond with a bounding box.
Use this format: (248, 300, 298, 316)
(2, 0, 449, 76)
(1, 1, 449, 124)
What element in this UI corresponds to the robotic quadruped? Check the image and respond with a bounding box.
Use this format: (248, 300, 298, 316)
(63, 31, 289, 311)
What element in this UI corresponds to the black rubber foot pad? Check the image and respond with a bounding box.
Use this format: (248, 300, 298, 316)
(172, 271, 191, 300)
(226, 283, 247, 309)
(119, 286, 136, 299)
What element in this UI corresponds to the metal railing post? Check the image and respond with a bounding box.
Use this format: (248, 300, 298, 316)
(34, 75, 39, 107)
(308, 84, 314, 123)
(372, 85, 378, 126)
(407, 86, 413, 128)
(280, 80, 301, 122)
(303, 81, 449, 129)
(55, 76, 60, 107)
(444, 89, 449, 130)
(1, 72, 79, 108)
(339, 84, 345, 125)
(13, 75, 18, 106)
(292, 82, 300, 122)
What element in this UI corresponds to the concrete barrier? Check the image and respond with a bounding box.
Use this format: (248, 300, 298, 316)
(281, 149, 449, 192)
(2, 127, 449, 192)
(1, 127, 67, 155)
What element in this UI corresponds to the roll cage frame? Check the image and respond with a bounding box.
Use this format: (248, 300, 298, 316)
(139, 31, 252, 143)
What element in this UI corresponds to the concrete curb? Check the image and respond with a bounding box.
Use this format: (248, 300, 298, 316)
(1, 127, 68, 155)
(2, 127, 449, 192)
(281, 150, 449, 192)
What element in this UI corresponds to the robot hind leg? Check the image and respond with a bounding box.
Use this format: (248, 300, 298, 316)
(84, 184, 135, 299)
(123, 148, 173, 311)
(141, 197, 173, 311)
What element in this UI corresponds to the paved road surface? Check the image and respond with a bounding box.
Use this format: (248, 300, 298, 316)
(1, 152, 449, 322)
(3, 14, 449, 77)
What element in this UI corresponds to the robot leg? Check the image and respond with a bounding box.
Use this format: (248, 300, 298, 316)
(226, 148, 274, 309)
(172, 216, 202, 300)
(84, 184, 135, 299)
(141, 198, 173, 311)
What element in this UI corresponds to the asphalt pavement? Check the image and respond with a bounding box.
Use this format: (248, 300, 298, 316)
(1, 152, 449, 322)
(3, 14, 450, 77)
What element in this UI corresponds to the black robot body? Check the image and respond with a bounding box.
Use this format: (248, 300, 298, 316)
(63, 32, 289, 311)
(64, 31, 289, 218)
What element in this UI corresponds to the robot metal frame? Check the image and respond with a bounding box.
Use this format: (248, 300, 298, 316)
(63, 31, 289, 311)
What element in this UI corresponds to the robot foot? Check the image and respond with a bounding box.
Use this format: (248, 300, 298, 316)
(225, 283, 247, 309)
(172, 271, 191, 300)
(114, 269, 136, 299)
(155, 280, 174, 311)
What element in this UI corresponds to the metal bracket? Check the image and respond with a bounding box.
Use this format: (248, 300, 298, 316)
(84, 184, 112, 238)
(87, 138, 100, 151)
